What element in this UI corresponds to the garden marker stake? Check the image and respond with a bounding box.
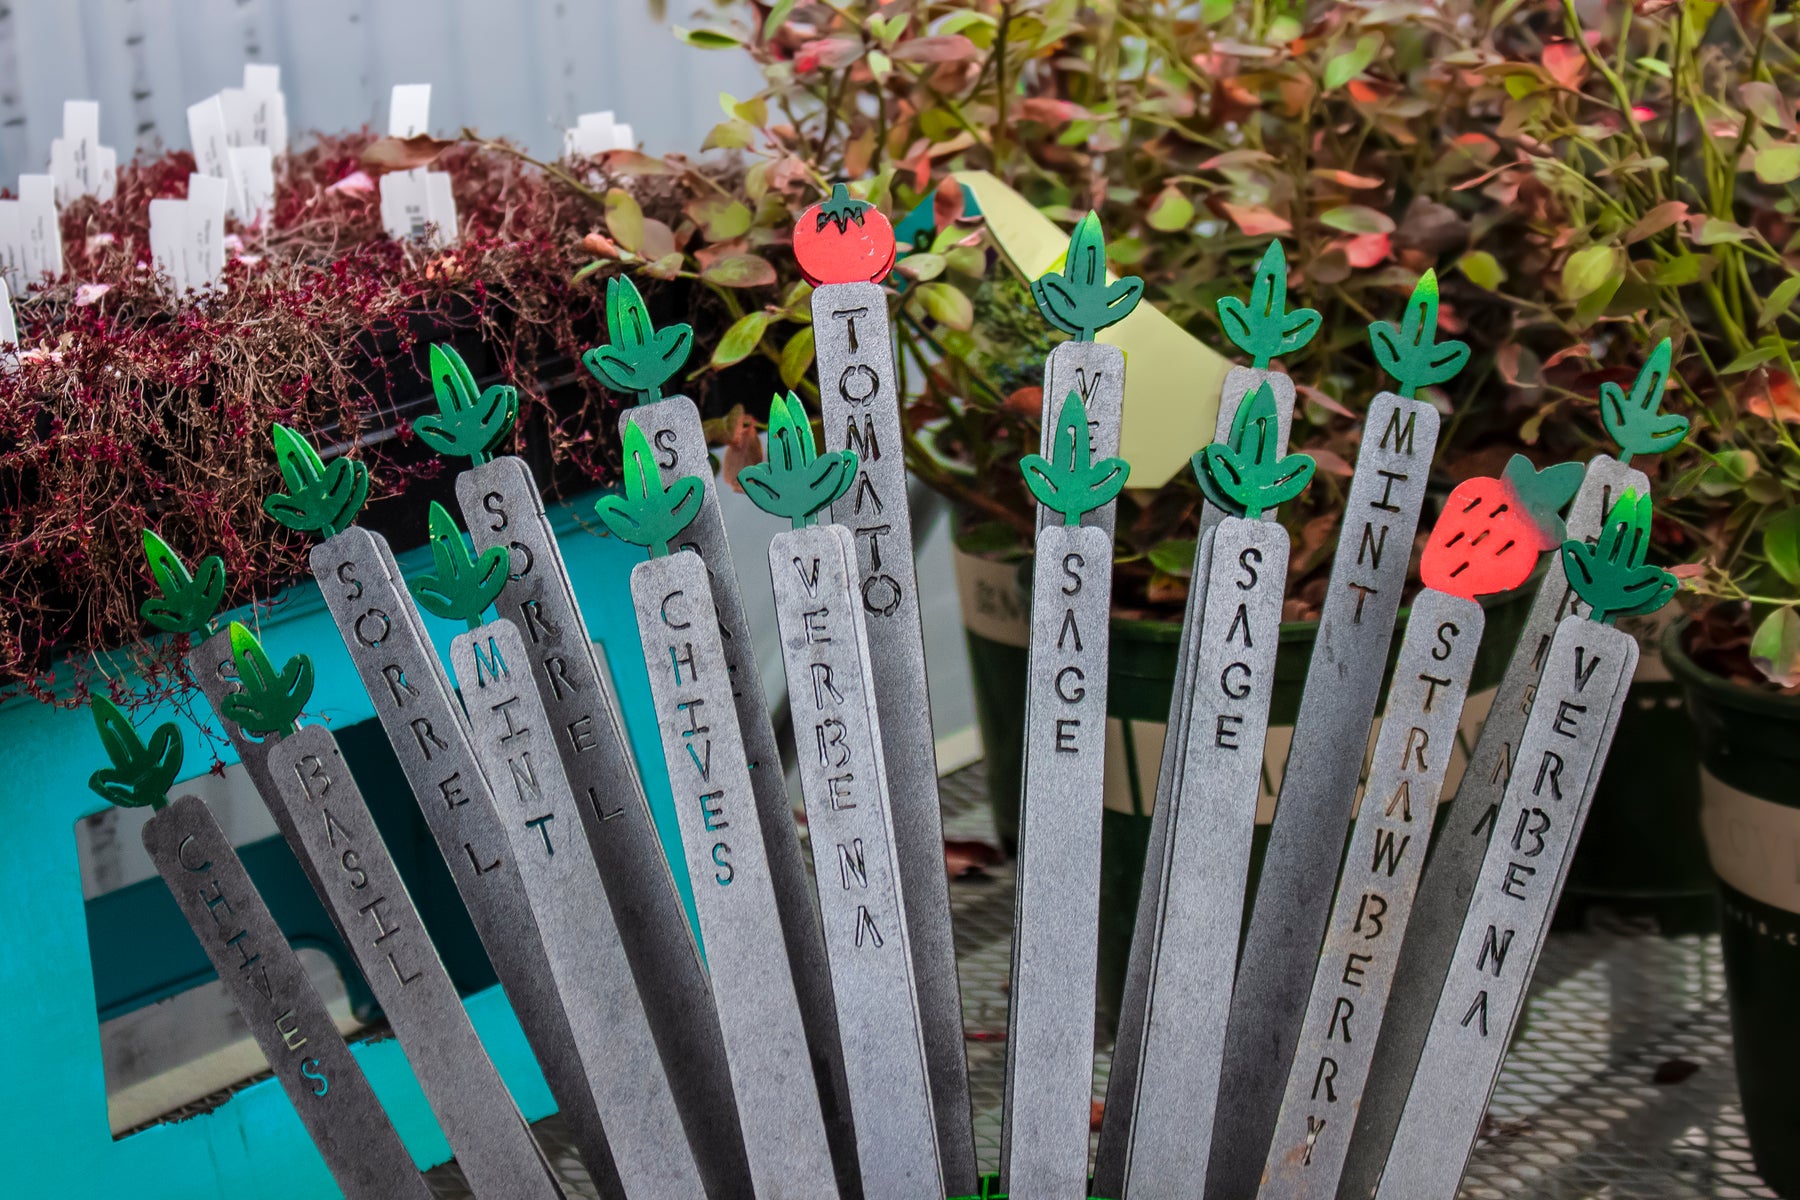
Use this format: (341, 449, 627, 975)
(621, 451, 840, 1198)
(1342, 343, 1684, 1200)
(1001, 386, 1130, 1200)
(808, 181, 977, 1193)
(745, 392, 945, 1200)
(1372, 491, 1671, 1200)
(1207, 272, 1457, 1200)
(1255, 458, 1578, 1200)
(590, 274, 860, 1196)
(1105, 384, 1314, 1200)
(1094, 241, 1316, 1197)
(434, 339, 749, 1192)
(269, 425, 705, 1199)
(181, 617, 565, 1200)
(87, 700, 433, 1200)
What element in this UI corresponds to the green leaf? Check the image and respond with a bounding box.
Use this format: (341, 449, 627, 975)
(738, 392, 860, 529)
(691, 196, 753, 241)
(1751, 607, 1800, 687)
(1649, 254, 1703, 286)
(675, 25, 742, 49)
(605, 188, 646, 253)
(1215, 241, 1320, 369)
(1323, 33, 1382, 90)
(1189, 381, 1316, 519)
(712, 311, 771, 368)
(582, 274, 694, 404)
(1559, 489, 1677, 624)
(1017, 391, 1130, 525)
(762, 0, 799, 41)
(1764, 508, 1800, 587)
(406, 502, 511, 628)
(1146, 186, 1195, 232)
(1721, 344, 1784, 374)
(1029, 211, 1143, 340)
(414, 343, 518, 467)
(139, 529, 226, 635)
(1755, 144, 1800, 185)
(1367, 270, 1471, 397)
(917, 281, 975, 331)
(87, 694, 182, 811)
(1147, 538, 1199, 576)
(779, 325, 816, 388)
(218, 621, 314, 736)
(593, 422, 705, 557)
(1318, 204, 1394, 234)
(1563, 244, 1620, 300)
(1758, 275, 1800, 328)
(262, 423, 370, 539)
(1598, 338, 1688, 464)
(701, 255, 778, 288)
(1458, 250, 1506, 291)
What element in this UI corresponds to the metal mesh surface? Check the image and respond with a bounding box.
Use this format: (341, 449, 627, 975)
(433, 762, 1775, 1198)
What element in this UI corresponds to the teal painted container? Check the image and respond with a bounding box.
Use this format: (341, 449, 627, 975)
(0, 488, 689, 1197)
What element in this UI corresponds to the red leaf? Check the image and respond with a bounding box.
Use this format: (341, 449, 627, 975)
(933, 176, 966, 240)
(797, 36, 862, 70)
(1014, 97, 1089, 125)
(1542, 343, 1590, 370)
(1542, 41, 1587, 90)
(1311, 168, 1384, 189)
(1309, 447, 1355, 477)
(1295, 382, 1357, 420)
(1625, 201, 1688, 244)
(890, 35, 978, 64)
(716, 406, 763, 493)
(1198, 148, 1277, 170)
(1219, 202, 1292, 236)
(360, 134, 454, 172)
(1337, 232, 1391, 268)
(944, 838, 1003, 879)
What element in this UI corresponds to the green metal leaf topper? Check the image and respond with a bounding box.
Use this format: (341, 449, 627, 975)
(262, 422, 370, 538)
(1367, 270, 1471, 398)
(738, 392, 859, 529)
(1019, 391, 1131, 525)
(594, 422, 704, 557)
(1031, 211, 1144, 341)
(414, 343, 518, 467)
(1600, 338, 1688, 466)
(1191, 381, 1317, 520)
(1559, 489, 1678, 625)
(582, 274, 696, 405)
(1216, 241, 1321, 370)
(88, 695, 183, 811)
(219, 621, 314, 737)
(139, 529, 226, 635)
(407, 501, 512, 629)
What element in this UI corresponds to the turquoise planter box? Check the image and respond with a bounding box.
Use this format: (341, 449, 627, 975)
(0, 491, 689, 1197)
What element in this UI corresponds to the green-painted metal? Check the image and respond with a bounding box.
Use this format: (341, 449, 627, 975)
(405, 501, 511, 630)
(1215, 241, 1321, 371)
(262, 422, 371, 539)
(580, 274, 694, 405)
(592, 422, 703, 556)
(87, 695, 182, 811)
(1030, 211, 1142, 342)
(1, 485, 688, 1198)
(139, 530, 226, 636)
(1560, 489, 1679, 624)
(1600, 337, 1689, 466)
(1018, 390, 1130, 526)
(1190, 380, 1316, 520)
(414, 343, 519, 468)
(738, 391, 858, 529)
(220, 621, 314, 738)
(1367, 269, 1470, 399)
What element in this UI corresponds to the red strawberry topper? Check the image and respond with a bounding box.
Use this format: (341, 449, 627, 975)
(1421, 454, 1584, 601)
(793, 182, 896, 286)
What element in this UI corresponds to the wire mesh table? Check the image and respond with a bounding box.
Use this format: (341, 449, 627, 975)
(420, 763, 1776, 1199)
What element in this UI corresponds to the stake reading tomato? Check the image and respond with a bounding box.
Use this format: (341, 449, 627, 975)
(1420, 454, 1583, 600)
(794, 182, 896, 286)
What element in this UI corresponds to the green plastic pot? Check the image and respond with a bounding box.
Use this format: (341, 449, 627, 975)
(958, 549, 1538, 1036)
(1664, 618, 1800, 1198)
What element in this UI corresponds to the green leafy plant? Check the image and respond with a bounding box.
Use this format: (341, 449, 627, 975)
(1191, 382, 1317, 521)
(738, 391, 858, 529)
(1030, 212, 1143, 342)
(582, 275, 696, 404)
(1368, 270, 1471, 399)
(88, 694, 182, 810)
(407, 502, 511, 628)
(219, 621, 314, 737)
(1599, 338, 1688, 467)
(1561, 490, 1678, 626)
(414, 343, 518, 467)
(139, 529, 225, 635)
(594, 422, 703, 556)
(1019, 391, 1130, 526)
(262, 423, 370, 539)
(1216, 242, 1321, 371)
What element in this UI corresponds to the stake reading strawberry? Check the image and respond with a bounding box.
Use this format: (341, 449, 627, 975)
(1420, 454, 1584, 600)
(794, 182, 896, 286)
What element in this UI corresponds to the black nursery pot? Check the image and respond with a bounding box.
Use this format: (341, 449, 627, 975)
(1664, 618, 1800, 1198)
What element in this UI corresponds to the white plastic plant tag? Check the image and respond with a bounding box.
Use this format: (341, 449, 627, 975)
(49, 100, 114, 204)
(379, 171, 430, 242)
(185, 173, 228, 291)
(17, 175, 62, 286)
(187, 96, 243, 216)
(242, 64, 288, 156)
(0, 275, 18, 374)
(230, 146, 275, 229)
(148, 198, 188, 294)
(389, 84, 431, 138)
(424, 171, 457, 247)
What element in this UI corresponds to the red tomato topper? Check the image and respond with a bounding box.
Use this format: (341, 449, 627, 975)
(794, 182, 896, 286)
(1421, 454, 1583, 601)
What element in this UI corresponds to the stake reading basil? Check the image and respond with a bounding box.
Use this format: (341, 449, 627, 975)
(1001, 388, 1130, 1199)
(1096, 241, 1315, 1195)
(86, 702, 432, 1200)
(1107, 407, 1314, 1198)
(1255, 458, 1578, 1200)
(1207, 272, 1456, 1200)
(1373, 494, 1672, 1200)
(810, 180, 980, 1192)
(1343, 345, 1687, 1200)
(589, 288, 861, 1193)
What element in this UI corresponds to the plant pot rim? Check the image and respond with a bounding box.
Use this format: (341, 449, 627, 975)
(1662, 614, 1800, 719)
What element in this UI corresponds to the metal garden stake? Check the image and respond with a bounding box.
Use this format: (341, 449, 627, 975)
(1339, 342, 1689, 1199)
(1371, 490, 1674, 1200)
(1255, 454, 1583, 1200)
(1207, 273, 1457, 1200)
(85, 701, 433, 1200)
(586, 277, 860, 1196)
(805, 182, 976, 1192)
(1094, 241, 1316, 1196)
